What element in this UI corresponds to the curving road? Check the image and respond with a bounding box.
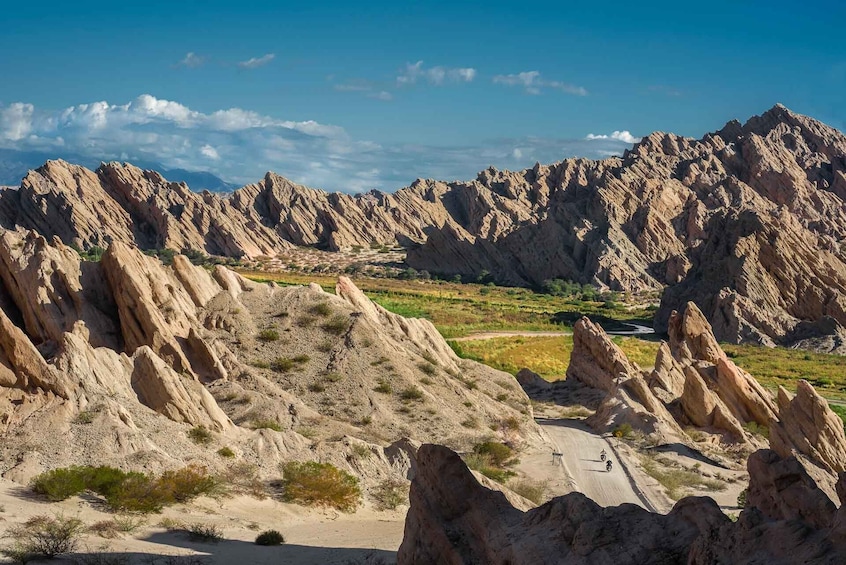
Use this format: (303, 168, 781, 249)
(537, 418, 652, 509)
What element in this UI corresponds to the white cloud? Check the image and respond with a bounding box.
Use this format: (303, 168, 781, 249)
(238, 53, 275, 69)
(397, 61, 477, 86)
(586, 130, 640, 144)
(200, 144, 220, 160)
(0, 103, 35, 141)
(0, 94, 634, 192)
(493, 71, 587, 96)
(177, 52, 205, 68)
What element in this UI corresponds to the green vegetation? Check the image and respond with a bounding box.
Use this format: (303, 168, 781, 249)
(187, 425, 214, 445)
(462, 442, 518, 483)
(30, 464, 222, 513)
(320, 314, 350, 335)
(270, 355, 309, 372)
(252, 420, 283, 432)
(257, 328, 280, 342)
(71, 244, 106, 262)
(309, 302, 332, 316)
(830, 404, 846, 432)
(279, 461, 361, 512)
(371, 478, 407, 511)
(238, 270, 654, 338)
(255, 529, 285, 545)
(613, 423, 634, 439)
(399, 386, 424, 402)
(722, 344, 846, 401)
(373, 380, 392, 394)
(217, 446, 235, 458)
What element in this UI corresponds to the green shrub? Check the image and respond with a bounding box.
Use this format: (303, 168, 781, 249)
(418, 362, 436, 375)
(371, 478, 407, 511)
(399, 386, 424, 402)
(310, 302, 332, 316)
(324, 372, 343, 383)
(473, 442, 514, 467)
(2, 515, 84, 561)
(737, 488, 748, 508)
(321, 314, 350, 335)
(742, 421, 770, 439)
(217, 447, 235, 458)
(279, 461, 361, 512)
(252, 420, 283, 432)
(188, 425, 214, 445)
(31, 467, 88, 501)
(255, 529, 285, 545)
(74, 410, 96, 424)
(157, 464, 224, 503)
(373, 381, 392, 394)
(257, 329, 280, 342)
(104, 473, 172, 513)
(270, 357, 296, 372)
(292, 354, 310, 363)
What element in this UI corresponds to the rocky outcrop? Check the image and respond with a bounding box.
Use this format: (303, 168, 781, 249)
(130, 346, 231, 431)
(770, 380, 846, 475)
(399, 444, 846, 564)
(0, 229, 544, 487)
(1, 106, 844, 348)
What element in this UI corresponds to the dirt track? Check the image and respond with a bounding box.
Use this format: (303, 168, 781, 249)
(537, 418, 655, 509)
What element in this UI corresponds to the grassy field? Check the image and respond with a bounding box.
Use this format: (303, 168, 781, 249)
(450, 335, 661, 379)
(237, 270, 655, 338)
(238, 269, 846, 403)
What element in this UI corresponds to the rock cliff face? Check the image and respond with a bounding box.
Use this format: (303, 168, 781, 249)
(1, 105, 844, 347)
(0, 228, 543, 491)
(398, 444, 846, 564)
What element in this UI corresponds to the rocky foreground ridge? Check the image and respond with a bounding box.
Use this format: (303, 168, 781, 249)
(0, 227, 543, 491)
(1, 105, 844, 348)
(399, 307, 846, 564)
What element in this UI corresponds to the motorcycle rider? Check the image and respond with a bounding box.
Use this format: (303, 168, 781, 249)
(600, 449, 607, 462)
(606, 460, 613, 472)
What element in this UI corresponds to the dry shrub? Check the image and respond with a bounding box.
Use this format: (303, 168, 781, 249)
(279, 461, 361, 512)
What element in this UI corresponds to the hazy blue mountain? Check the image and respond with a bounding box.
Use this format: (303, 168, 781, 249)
(0, 149, 236, 192)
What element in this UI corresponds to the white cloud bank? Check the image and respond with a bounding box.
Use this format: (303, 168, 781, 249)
(586, 130, 640, 143)
(238, 53, 276, 69)
(397, 61, 477, 86)
(493, 71, 587, 96)
(0, 94, 635, 192)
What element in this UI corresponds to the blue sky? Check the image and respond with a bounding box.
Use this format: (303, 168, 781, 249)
(1, 0, 844, 191)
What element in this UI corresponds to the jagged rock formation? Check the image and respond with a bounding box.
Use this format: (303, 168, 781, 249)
(0, 228, 542, 495)
(566, 302, 846, 493)
(1, 105, 844, 347)
(398, 444, 846, 564)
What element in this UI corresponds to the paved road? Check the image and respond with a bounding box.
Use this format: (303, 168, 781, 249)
(537, 418, 649, 509)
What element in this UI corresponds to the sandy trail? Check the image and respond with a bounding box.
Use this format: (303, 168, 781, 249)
(450, 331, 571, 342)
(537, 418, 656, 510)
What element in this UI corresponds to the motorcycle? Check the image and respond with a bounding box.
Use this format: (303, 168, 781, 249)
(600, 451, 606, 462)
(606, 460, 613, 472)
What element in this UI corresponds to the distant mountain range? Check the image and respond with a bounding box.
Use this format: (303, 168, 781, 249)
(0, 105, 844, 352)
(0, 149, 236, 192)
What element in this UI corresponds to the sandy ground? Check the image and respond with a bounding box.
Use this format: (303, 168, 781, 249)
(450, 331, 571, 342)
(0, 479, 405, 564)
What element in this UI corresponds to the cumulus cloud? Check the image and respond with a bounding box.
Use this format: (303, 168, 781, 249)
(0, 94, 633, 192)
(586, 130, 640, 144)
(177, 52, 205, 68)
(397, 61, 477, 86)
(238, 53, 275, 69)
(492, 71, 587, 96)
